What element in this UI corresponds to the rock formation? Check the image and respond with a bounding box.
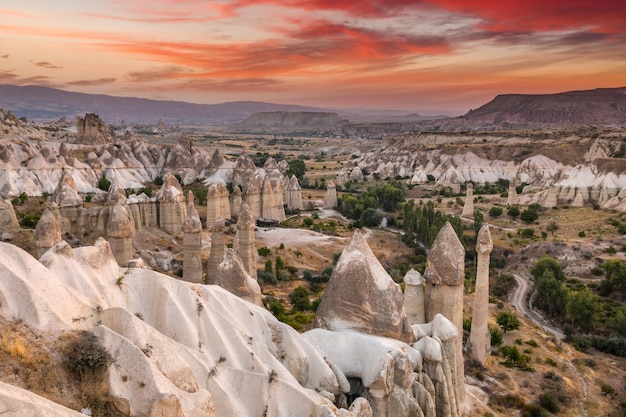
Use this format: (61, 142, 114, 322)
(236, 202, 257, 279)
(314, 230, 414, 343)
(461, 183, 474, 217)
(206, 182, 231, 229)
(211, 248, 263, 306)
(325, 181, 338, 209)
(507, 182, 518, 206)
(467, 224, 493, 364)
(403, 269, 425, 325)
(106, 202, 135, 266)
(232, 153, 257, 187)
(229, 185, 242, 219)
(243, 177, 262, 219)
(261, 176, 285, 221)
(0, 198, 19, 232)
(76, 113, 112, 144)
(541, 186, 558, 208)
(51, 170, 83, 207)
(182, 193, 203, 283)
(423, 222, 465, 403)
(286, 175, 304, 210)
(34, 208, 62, 258)
(206, 219, 226, 285)
(155, 172, 187, 234)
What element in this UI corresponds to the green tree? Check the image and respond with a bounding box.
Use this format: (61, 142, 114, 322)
(375, 183, 405, 211)
(264, 259, 273, 274)
(286, 159, 306, 181)
(565, 288, 598, 331)
(534, 269, 566, 316)
(257, 246, 271, 257)
(496, 311, 521, 332)
(520, 208, 538, 224)
(98, 177, 111, 192)
(531, 257, 565, 282)
(599, 259, 626, 296)
(275, 255, 285, 276)
(546, 220, 558, 235)
(489, 206, 503, 217)
(289, 286, 311, 312)
(507, 206, 520, 219)
(360, 207, 383, 227)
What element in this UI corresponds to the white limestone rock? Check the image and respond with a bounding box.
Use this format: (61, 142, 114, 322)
(314, 231, 414, 343)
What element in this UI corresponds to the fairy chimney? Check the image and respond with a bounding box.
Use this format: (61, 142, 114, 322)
(34, 208, 62, 258)
(324, 181, 338, 209)
(182, 192, 203, 283)
(403, 268, 426, 325)
(424, 221, 465, 402)
(206, 219, 226, 284)
(467, 224, 493, 364)
(106, 202, 135, 266)
(314, 230, 414, 343)
(461, 182, 474, 217)
(236, 202, 257, 279)
(155, 172, 187, 234)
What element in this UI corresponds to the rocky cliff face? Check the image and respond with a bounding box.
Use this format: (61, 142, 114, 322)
(236, 111, 344, 132)
(0, 224, 466, 417)
(339, 130, 626, 210)
(425, 87, 626, 130)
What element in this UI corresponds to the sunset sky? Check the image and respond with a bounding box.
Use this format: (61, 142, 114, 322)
(1, 0, 625, 114)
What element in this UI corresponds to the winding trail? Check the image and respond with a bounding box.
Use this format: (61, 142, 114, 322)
(510, 273, 565, 339)
(509, 273, 588, 416)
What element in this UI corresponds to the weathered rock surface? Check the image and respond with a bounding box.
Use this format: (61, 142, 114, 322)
(403, 269, 425, 325)
(34, 208, 62, 258)
(212, 248, 263, 306)
(156, 172, 187, 234)
(236, 202, 257, 279)
(0, 198, 19, 232)
(206, 219, 226, 285)
(206, 182, 231, 229)
(76, 113, 112, 144)
(461, 183, 474, 217)
(423, 222, 465, 403)
(467, 224, 493, 364)
(314, 231, 414, 343)
(285, 175, 304, 210)
(106, 202, 135, 265)
(339, 131, 626, 211)
(182, 193, 203, 283)
(51, 170, 83, 207)
(325, 181, 338, 209)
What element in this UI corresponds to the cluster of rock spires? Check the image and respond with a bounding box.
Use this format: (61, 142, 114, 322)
(338, 132, 626, 212)
(1, 213, 493, 417)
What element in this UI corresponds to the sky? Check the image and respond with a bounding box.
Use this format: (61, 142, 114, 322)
(0, 0, 625, 114)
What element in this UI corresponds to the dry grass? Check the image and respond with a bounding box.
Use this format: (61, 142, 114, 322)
(0, 320, 121, 417)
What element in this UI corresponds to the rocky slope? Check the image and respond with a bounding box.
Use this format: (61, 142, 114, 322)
(0, 228, 469, 417)
(339, 130, 626, 211)
(234, 111, 346, 132)
(431, 87, 626, 129)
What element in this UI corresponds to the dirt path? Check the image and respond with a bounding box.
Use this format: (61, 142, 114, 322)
(510, 273, 565, 340)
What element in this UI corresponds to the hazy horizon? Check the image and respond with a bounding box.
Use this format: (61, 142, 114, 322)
(1, 1, 625, 114)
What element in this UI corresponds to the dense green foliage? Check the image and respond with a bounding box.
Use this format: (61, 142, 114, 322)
(496, 311, 521, 332)
(97, 177, 111, 192)
(286, 159, 306, 181)
(402, 200, 463, 248)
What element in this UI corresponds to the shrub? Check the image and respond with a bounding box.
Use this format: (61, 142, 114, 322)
(97, 177, 111, 192)
(61, 331, 112, 382)
(537, 393, 559, 413)
(489, 206, 503, 218)
(490, 327, 504, 346)
(507, 206, 520, 218)
(257, 246, 271, 257)
(289, 286, 311, 312)
(578, 230, 586, 237)
(497, 311, 521, 332)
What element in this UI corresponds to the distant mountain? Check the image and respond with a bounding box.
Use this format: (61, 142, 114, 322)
(0, 84, 329, 125)
(456, 87, 626, 128)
